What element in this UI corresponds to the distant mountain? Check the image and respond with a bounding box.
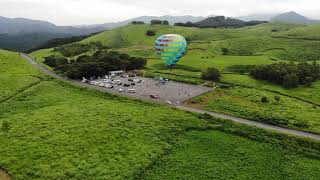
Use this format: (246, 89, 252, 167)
(236, 14, 277, 21)
(193, 16, 267, 28)
(270, 11, 320, 24)
(0, 16, 105, 51)
(0, 16, 104, 35)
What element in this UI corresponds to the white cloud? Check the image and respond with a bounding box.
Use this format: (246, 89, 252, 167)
(0, 0, 319, 25)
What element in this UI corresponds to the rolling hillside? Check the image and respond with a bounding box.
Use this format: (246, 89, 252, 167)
(2, 49, 320, 179)
(80, 23, 320, 61)
(31, 23, 320, 134)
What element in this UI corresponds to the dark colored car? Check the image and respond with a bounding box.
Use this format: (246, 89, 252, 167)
(124, 83, 131, 87)
(150, 94, 159, 99)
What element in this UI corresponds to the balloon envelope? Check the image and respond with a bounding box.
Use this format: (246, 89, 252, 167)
(155, 34, 187, 66)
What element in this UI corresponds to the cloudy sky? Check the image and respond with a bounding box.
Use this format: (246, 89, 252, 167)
(0, 0, 319, 25)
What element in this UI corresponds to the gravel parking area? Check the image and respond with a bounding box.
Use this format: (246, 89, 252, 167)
(88, 76, 212, 104)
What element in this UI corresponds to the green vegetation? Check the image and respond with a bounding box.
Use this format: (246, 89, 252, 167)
(44, 50, 147, 79)
(1, 49, 211, 179)
(201, 67, 221, 82)
(2, 37, 320, 179)
(186, 86, 319, 133)
(53, 42, 106, 57)
(142, 130, 320, 179)
(0, 50, 45, 102)
(31, 23, 320, 133)
(251, 62, 320, 88)
(25, 32, 101, 53)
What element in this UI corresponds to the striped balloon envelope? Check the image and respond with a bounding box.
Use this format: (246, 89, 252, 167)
(155, 34, 187, 66)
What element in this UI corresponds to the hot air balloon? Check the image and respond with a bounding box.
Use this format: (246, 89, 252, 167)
(155, 34, 187, 66)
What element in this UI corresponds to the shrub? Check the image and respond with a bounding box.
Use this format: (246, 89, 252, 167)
(221, 47, 230, 55)
(293, 121, 310, 128)
(1, 120, 11, 133)
(274, 96, 281, 103)
(283, 73, 299, 88)
(44, 56, 68, 67)
(201, 68, 221, 82)
(131, 21, 145, 25)
(150, 20, 162, 25)
(146, 30, 156, 36)
(162, 20, 169, 25)
(261, 96, 269, 103)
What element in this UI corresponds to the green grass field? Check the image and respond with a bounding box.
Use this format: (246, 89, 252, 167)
(30, 24, 320, 134)
(142, 130, 320, 179)
(0, 50, 45, 102)
(2, 47, 320, 179)
(1, 50, 212, 179)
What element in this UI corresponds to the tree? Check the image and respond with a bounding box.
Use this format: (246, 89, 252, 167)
(274, 96, 281, 103)
(221, 48, 230, 55)
(131, 21, 145, 25)
(162, 20, 169, 25)
(283, 73, 299, 88)
(146, 30, 156, 36)
(44, 56, 57, 67)
(261, 96, 269, 103)
(150, 20, 162, 25)
(201, 68, 221, 82)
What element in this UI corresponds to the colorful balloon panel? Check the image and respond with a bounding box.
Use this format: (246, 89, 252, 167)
(155, 34, 187, 66)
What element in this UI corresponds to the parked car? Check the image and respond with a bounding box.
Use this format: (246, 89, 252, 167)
(98, 83, 105, 87)
(124, 83, 131, 87)
(150, 94, 159, 99)
(131, 83, 136, 86)
(128, 79, 133, 82)
(128, 89, 135, 93)
(118, 89, 124, 92)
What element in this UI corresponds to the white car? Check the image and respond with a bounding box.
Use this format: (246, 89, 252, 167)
(128, 89, 135, 93)
(90, 81, 98, 85)
(118, 89, 124, 92)
(99, 83, 105, 87)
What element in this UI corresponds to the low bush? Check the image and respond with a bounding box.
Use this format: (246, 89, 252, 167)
(261, 96, 269, 103)
(146, 30, 156, 36)
(201, 68, 221, 82)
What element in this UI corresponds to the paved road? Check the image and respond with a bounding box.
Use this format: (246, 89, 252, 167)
(21, 53, 320, 141)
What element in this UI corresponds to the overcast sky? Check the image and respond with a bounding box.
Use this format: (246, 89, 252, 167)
(1, 0, 319, 25)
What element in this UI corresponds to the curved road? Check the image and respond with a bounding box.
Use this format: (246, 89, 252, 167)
(21, 53, 320, 141)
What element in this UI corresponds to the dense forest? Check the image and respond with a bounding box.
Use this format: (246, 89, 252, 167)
(174, 16, 267, 28)
(250, 62, 320, 88)
(44, 50, 146, 79)
(25, 31, 102, 53)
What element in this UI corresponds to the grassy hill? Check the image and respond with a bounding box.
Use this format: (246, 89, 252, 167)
(1, 49, 320, 179)
(31, 23, 320, 134)
(80, 23, 320, 61)
(143, 131, 320, 179)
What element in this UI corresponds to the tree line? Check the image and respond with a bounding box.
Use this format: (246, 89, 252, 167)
(44, 50, 147, 79)
(174, 16, 266, 28)
(250, 62, 320, 88)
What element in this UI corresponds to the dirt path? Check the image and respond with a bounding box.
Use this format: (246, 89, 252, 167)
(20, 53, 320, 141)
(0, 170, 12, 180)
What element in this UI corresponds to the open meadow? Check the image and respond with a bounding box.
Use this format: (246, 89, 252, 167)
(30, 23, 320, 134)
(2, 47, 320, 179)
